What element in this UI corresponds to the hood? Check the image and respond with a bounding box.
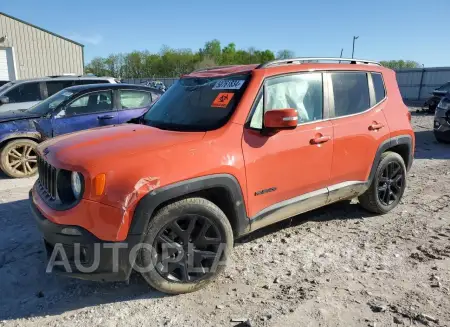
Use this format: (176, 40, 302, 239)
(0, 110, 41, 123)
(38, 123, 206, 171)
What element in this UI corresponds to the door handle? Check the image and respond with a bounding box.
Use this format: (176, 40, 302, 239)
(310, 135, 331, 145)
(369, 123, 384, 131)
(98, 115, 115, 120)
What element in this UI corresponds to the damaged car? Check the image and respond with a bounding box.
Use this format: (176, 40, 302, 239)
(0, 83, 162, 178)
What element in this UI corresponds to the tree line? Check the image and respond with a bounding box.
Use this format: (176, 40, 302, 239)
(85, 39, 422, 78)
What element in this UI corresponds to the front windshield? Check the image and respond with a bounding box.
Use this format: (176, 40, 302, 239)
(143, 74, 250, 131)
(27, 89, 74, 115)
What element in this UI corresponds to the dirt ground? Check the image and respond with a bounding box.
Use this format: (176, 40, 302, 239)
(0, 109, 449, 327)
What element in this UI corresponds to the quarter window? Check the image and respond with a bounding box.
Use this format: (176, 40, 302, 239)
(5, 82, 42, 103)
(331, 72, 370, 117)
(371, 73, 386, 103)
(249, 73, 323, 129)
(119, 90, 152, 109)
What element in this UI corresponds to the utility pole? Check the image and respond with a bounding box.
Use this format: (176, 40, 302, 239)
(352, 36, 359, 58)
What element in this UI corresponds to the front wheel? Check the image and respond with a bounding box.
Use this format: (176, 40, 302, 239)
(359, 152, 407, 214)
(0, 139, 38, 178)
(137, 197, 233, 294)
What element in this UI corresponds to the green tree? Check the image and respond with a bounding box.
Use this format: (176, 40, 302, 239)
(380, 60, 421, 69)
(276, 49, 295, 59)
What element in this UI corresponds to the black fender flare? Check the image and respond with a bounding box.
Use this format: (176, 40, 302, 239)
(129, 174, 250, 237)
(368, 135, 414, 184)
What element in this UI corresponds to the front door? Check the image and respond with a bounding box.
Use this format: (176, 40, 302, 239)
(51, 90, 118, 136)
(327, 71, 390, 186)
(242, 72, 333, 218)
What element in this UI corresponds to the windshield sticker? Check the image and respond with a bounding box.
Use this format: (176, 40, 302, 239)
(212, 93, 234, 108)
(212, 80, 245, 90)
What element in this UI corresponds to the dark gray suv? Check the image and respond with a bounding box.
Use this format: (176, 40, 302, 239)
(434, 93, 450, 143)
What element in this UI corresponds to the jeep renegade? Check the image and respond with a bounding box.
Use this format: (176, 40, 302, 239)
(31, 58, 415, 294)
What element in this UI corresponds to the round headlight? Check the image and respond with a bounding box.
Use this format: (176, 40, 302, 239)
(71, 172, 83, 199)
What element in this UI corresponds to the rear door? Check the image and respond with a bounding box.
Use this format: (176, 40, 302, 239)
(51, 90, 118, 136)
(45, 80, 75, 98)
(328, 71, 390, 187)
(117, 89, 154, 122)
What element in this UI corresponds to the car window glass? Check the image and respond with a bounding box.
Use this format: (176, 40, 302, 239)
(371, 73, 386, 103)
(4, 82, 42, 103)
(78, 80, 109, 85)
(331, 72, 370, 117)
(120, 90, 152, 109)
(59, 91, 113, 117)
(249, 94, 263, 129)
(46, 81, 74, 97)
(266, 73, 323, 124)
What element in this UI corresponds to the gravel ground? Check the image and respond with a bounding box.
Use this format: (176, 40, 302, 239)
(0, 109, 449, 327)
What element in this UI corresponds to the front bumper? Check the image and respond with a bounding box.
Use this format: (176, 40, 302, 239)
(30, 191, 141, 282)
(434, 109, 450, 141)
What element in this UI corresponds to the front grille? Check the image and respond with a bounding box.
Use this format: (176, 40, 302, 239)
(37, 156, 57, 201)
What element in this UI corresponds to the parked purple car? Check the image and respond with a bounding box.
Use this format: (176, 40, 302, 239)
(0, 83, 163, 178)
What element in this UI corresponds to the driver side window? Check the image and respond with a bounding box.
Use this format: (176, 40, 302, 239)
(56, 91, 113, 118)
(249, 73, 323, 129)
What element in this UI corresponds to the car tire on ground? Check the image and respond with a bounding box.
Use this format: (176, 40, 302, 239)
(0, 139, 38, 178)
(358, 151, 407, 214)
(137, 197, 233, 294)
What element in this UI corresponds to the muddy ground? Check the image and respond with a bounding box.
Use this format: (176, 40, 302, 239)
(0, 109, 449, 327)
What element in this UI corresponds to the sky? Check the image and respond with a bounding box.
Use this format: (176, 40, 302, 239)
(2, 0, 449, 67)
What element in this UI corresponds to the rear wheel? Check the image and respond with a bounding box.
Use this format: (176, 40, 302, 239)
(359, 152, 407, 214)
(137, 197, 233, 294)
(0, 139, 38, 178)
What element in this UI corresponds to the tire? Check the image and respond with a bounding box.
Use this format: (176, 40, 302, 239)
(0, 139, 38, 178)
(358, 151, 407, 214)
(137, 197, 233, 294)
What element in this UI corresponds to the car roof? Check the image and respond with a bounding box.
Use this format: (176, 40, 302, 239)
(184, 58, 387, 78)
(11, 76, 116, 84)
(64, 83, 163, 93)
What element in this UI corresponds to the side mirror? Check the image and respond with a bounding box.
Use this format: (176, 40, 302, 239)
(263, 108, 298, 131)
(0, 96, 9, 105)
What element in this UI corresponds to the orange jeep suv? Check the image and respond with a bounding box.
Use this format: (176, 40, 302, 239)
(31, 58, 414, 294)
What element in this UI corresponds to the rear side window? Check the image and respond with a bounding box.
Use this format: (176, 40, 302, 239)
(371, 73, 386, 103)
(5, 82, 42, 103)
(46, 81, 74, 97)
(331, 72, 370, 117)
(120, 90, 152, 109)
(78, 80, 110, 85)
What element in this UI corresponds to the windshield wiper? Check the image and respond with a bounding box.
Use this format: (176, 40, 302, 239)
(144, 120, 204, 132)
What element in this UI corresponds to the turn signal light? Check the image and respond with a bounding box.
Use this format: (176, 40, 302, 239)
(94, 174, 106, 196)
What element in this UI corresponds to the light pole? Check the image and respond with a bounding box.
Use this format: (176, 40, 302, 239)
(352, 36, 359, 58)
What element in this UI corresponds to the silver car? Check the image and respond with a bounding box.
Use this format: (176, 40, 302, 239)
(0, 75, 118, 112)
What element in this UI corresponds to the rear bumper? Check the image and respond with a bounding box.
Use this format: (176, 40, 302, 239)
(30, 191, 141, 282)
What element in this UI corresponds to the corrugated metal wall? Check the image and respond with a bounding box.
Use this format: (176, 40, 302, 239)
(0, 13, 84, 80)
(396, 67, 450, 101)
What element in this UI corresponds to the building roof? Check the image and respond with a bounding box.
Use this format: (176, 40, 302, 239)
(0, 12, 84, 47)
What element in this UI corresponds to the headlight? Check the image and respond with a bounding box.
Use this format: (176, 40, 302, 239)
(71, 172, 83, 199)
(437, 98, 450, 110)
